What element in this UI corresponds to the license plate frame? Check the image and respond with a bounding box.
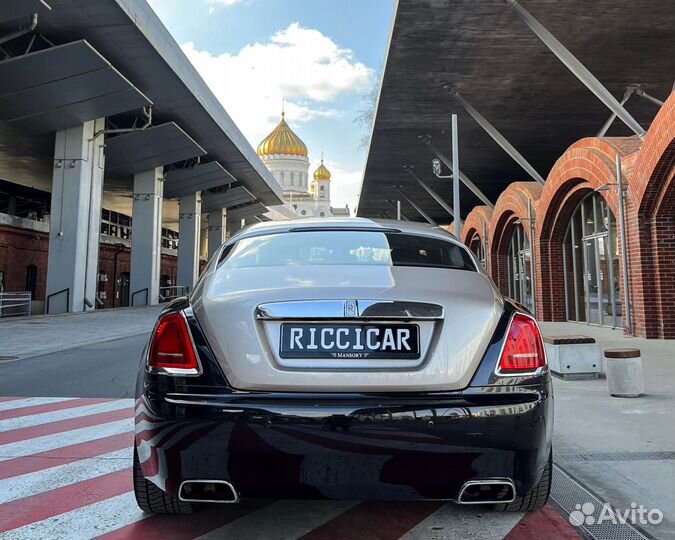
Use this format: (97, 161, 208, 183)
(279, 323, 420, 359)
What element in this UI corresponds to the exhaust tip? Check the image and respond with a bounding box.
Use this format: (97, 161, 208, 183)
(457, 478, 516, 505)
(178, 480, 239, 504)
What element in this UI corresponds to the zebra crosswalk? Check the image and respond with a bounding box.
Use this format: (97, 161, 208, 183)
(0, 396, 576, 540)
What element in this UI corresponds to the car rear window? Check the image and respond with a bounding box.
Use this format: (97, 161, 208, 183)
(218, 230, 476, 271)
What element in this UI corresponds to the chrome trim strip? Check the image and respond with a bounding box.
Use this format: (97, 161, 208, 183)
(178, 480, 240, 504)
(456, 478, 516, 505)
(255, 300, 444, 320)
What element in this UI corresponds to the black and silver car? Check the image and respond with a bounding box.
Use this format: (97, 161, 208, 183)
(134, 218, 553, 513)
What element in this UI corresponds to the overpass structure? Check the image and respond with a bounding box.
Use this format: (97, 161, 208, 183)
(0, 0, 283, 314)
(358, 0, 675, 339)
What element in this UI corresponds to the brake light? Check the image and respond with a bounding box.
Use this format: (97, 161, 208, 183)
(498, 314, 546, 373)
(148, 312, 199, 371)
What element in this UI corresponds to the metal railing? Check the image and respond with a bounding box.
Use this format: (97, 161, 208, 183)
(159, 286, 188, 303)
(0, 292, 32, 318)
(131, 288, 149, 306)
(46, 288, 70, 314)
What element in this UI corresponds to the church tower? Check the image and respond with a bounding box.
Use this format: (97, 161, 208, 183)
(256, 111, 309, 196)
(257, 110, 349, 218)
(312, 156, 331, 202)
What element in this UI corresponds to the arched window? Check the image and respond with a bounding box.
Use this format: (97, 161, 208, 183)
(562, 192, 620, 327)
(468, 232, 486, 270)
(25, 264, 37, 297)
(506, 223, 533, 313)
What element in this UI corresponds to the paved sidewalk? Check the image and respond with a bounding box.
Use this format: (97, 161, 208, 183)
(0, 307, 163, 360)
(541, 322, 675, 539)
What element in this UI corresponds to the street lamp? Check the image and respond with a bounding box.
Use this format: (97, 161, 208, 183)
(595, 154, 631, 334)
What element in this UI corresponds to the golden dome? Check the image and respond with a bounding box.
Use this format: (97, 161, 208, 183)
(257, 112, 308, 158)
(313, 159, 331, 181)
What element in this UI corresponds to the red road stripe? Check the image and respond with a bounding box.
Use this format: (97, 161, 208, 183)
(0, 397, 115, 421)
(505, 504, 582, 540)
(0, 468, 132, 533)
(0, 407, 132, 445)
(95, 501, 272, 540)
(301, 501, 445, 540)
(0, 431, 133, 481)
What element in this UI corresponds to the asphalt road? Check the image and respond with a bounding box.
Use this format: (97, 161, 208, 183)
(0, 333, 148, 398)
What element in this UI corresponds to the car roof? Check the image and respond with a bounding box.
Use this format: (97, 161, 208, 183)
(230, 217, 461, 245)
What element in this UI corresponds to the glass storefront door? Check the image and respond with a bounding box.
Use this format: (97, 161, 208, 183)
(507, 222, 534, 313)
(562, 192, 622, 328)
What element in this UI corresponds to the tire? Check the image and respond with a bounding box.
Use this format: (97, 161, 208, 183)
(133, 449, 195, 514)
(497, 450, 552, 512)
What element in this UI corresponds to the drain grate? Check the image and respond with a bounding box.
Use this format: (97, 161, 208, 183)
(556, 451, 675, 463)
(551, 464, 653, 540)
(0, 356, 19, 362)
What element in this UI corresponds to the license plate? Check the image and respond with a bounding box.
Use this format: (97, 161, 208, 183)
(279, 323, 420, 359)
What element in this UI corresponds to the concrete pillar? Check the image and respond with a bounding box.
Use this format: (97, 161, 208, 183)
(207, 208, 226, 259)
(227, 215, 245, 238)
(130, 167, 163, 306)
(46, 118, 106, 314)
(177, 192, 201, 293)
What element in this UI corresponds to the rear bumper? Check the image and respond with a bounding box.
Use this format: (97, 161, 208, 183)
(136, 383, 553, 501)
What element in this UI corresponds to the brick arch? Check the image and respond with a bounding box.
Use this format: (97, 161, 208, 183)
(631, 91, 675, 214)
(627, 91, 675, 337)
(462, 206, 493, 246)
(461, 206, 493, 270)
(535, 139, 626, 321)
(487, 182, 542, 297)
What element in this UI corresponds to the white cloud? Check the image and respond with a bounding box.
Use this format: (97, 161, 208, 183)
(181, 23, 373, 146)
(206, 0, 242, 15)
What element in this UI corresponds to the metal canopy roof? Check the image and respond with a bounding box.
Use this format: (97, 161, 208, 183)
(357, 0, 675, 222)
(227, 201, 268, 221)
(164, 162, 236, 199)
(202, 186, 255, 213)
(105, 122, 205, 178)
(0, 40, 151, 134)
(31, 0, 282, 206)
(1, 0, 50, 24)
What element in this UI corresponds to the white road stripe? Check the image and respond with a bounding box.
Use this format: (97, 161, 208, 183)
(0, 399, 132, 432)
(399, 502, 524, 540)
(0, 419, 133, 460)
(0, 447, 132, 504)
(0, 491, 148, 540)
(196, 500, 359, 540)
(0, 397, 75, 412)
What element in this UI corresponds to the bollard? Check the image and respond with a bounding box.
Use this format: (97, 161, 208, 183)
(604, 348, 643, 398)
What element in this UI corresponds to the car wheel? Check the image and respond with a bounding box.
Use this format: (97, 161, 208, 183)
(496, 450, 552, 512)
(133, 448, 195, 514)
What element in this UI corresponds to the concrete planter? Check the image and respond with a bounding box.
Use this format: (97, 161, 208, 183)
(605, 348, 643, 398)
(543, 336, 602, 380)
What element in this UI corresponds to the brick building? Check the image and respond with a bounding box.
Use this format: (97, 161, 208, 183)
(461, 92, 675, 338)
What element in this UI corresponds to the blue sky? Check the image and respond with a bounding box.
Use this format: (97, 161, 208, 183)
(147, 0, 396, 210)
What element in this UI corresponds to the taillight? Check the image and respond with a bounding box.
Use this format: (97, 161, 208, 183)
(498, 313, 546, 373)
(148, 312, 199, 373)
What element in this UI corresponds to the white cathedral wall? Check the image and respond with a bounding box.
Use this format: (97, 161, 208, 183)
(262, 154, 310, 194)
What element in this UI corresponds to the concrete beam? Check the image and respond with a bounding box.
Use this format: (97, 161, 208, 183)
(46, 118, 106, 314)
(130, 167, 163, 306)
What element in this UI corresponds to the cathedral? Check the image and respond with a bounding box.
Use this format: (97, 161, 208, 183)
(257, 112, 349, 218)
